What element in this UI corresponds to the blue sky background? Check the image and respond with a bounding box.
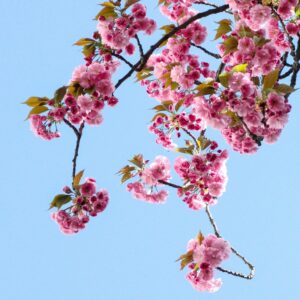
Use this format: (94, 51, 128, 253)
(1, 1, 300, 299)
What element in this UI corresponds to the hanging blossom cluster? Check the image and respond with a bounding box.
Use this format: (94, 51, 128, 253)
(178, 233, 231, 293)
(119, 154, 171, 203)
(175, 143, 228, 210)
(51, 176, 109, 234)
(24, 0, 300, 294)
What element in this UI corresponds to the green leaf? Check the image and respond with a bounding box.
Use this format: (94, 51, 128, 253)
(197, 232, 205, 245)
(26, 105, 48, 120)
(274, 84, 295, 94)
(232, 63, 248, 73)
(254, 36, 270, 47)
(175, 99, 185, 112)
(263, 69, 279, 90)
(175, 146, 194, 155)
(223, 36, 238, 55)
(74, 38, 95, 46)
(73, 170, 84, 187)
(82, 44, 96, 57)
(195, 81, 215, 96)
(214, 19, 232, 40)
(121, 172, 134, 183)
(54, 86, 67, 104)
(49, 194, 72, 210)
(224, 110, 241, 127)
(177, 250, 194, 270)
(124, 0, 140, 10)
(238, 25, 253, 38)
(129, 154, 144, 168)
(136, 68, 153, 81)
(23, 96, 48, 107)
(160, 24, 176, 34)
(197, 136, 212, 151)
(218, 72, 230, 88)
(95, 6, 118, 20)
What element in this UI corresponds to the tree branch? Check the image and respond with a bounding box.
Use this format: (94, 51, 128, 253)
(63, 118, 80, 137)
(135, 34, 144, 58)
(115, 4, 229, 90)
(111, 52, 134, 68)
(181, 128, 200, 150)
(190, 42, 221, 59)
(194, 1, 233, 15)
(205, 206, 255, 280)
(158, 180, 182, 189)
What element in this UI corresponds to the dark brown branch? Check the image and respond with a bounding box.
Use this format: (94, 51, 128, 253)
(240, 117, 263, 146)
(289, 36, 300, 90)
(190, 42, 221, 59)
(194, 1, 233, 14)
(272, 7, 296, 57)
(205, 206, 255, 280)
(158, 180, 182, 189)
(182, 128, 199, 150)
(72, 122, 85, 187)
(158, 179, 256, 280)
(135, 34, 144, 58)
(111, 52, 134, 68)
(63, 118, 80, 137)
(115, 4, 229, 90)
(216, 62, 225, 81)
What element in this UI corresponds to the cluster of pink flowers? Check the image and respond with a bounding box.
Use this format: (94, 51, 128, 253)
(220, 22, 288, 77)
(51, 178, 109, 234)
(160, 0, 198, 23)
(126, 156, 171, 204)
(226, 0, 298, 21)
(29, 57, 120, 139)
(30, 114, 60, 140)
(183, 234, 231, 293)
(149, 109, 206, 150)
(175, 143, 228, 210)
(193, 72, 291, 153)
(97, 3, 156, 55)
(146, 37, 213, 92)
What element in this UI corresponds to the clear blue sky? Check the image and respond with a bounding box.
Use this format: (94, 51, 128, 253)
(1, 1, 300, 299)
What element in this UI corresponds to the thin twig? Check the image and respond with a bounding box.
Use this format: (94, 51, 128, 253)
(182, 128, 199, 150)
(190, 42, 221, 59)
(216, 62, 225, 81)
(111, 52, 134, 68)
(194, 1, 233, 15)
(72, 122, 85, 186)
(240, 117, 263, 146)
(279, 67, 293, 79)
(63, 118, 79, 137)
(205, 206, 255, 280)
(135, 34, 144, 58)
(158, 180, 182, 189)
(272, 7, 296, 57)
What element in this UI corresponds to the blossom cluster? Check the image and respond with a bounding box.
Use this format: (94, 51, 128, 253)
(140, 1, 295, 155)
(179, 233, 231, 293)
(29, 57, 119, 140)
(120, 155, 171, 204)
(175, 143, 228, 210)
(97, 3, 156, 55)
(51, 178, 109, 234)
